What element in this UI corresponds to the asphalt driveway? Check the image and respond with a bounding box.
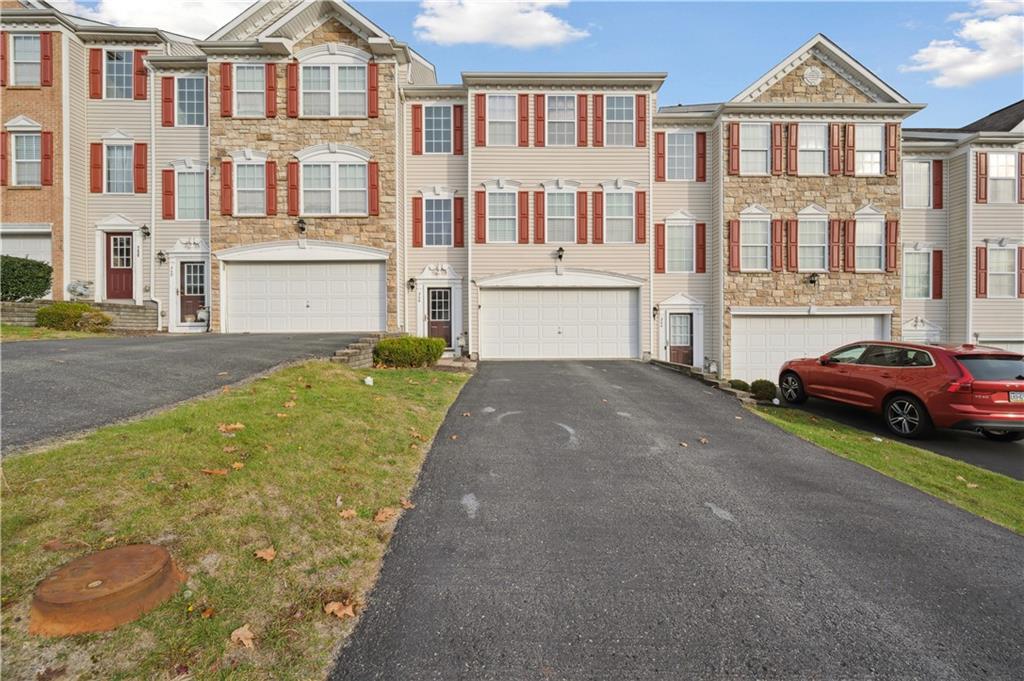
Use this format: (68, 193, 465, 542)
(332, 361, 1023, 680)
(1, 333, 358, 452)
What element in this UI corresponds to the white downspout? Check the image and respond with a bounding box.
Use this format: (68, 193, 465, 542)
(61, 31, 71, 299)
(966, 144, 974, 343)
(467, 89, 474, 359)
(394, 60, 403, 331)
(647, 91, 654, 361)
(147, 62, 162, 330)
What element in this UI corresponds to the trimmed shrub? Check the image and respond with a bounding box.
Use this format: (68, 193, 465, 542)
(728, 379, 751, 392)
(0, 255, 52, 301)
(373, 336, 446, 368)
(36, 302, 111, 332)
(750, 379, 778, 402)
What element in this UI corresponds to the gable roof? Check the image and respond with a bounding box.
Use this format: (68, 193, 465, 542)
(732, 33, 909, 104)
(959, 99, 1024, 133)
(208, 0, 387, 42)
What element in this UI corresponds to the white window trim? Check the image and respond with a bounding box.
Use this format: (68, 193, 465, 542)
(855, 123, 885, 177)
(9, 33, 41, 87)
(602, 188, 636, 244)
(796, 123, 828, 177)
(903, 248, 933, 300)
(665, 219, 696, 273)
(987, 245, 1019, 299)
(233, 63, 266, 119)
(796, 206, 829, 273)
(485, 93, 517, 147)
(232, 158, 266, 217)
(739, 218, 771, 272)
(103, 141, 134, 195)
(664, 128, 696, 182)
(739, 121, 771, 177)
(298, 58, 368, 119)
(545, 93, 576, 148)
(103, 48, 134, 101)
(10, 131, 42, 187)
(987, 152, 1019, 204)
(544, 188, 577, 243)
(603, 94, 635, 148)
(174, 75, 207, 128)
(423, 195, 454, 248)
(172, 162, 208, 221)
(422, 103, 453, 155)
(294, 145, 371, 217)
(485, 189, 518, 244)
(854, 216, 886, 272)
(902, 158, 932, 209)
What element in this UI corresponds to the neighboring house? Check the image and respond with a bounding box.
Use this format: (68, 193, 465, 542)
(2, 0, 1021, 380)
(903, 101, 1024, 353)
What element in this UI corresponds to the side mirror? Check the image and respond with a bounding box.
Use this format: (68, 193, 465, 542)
(818, 355, 835, 366)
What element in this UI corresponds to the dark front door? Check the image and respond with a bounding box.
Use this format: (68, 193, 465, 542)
(179, 261, 206, 323)
(106, 232, 133, 300)
(668, 313, 693, 366)
(427, 287, 452, 348)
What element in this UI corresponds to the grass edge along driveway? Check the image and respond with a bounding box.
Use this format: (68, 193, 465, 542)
(755, 406, 1024, 535)
(1, 360, 469, 681)
(0, 323, 114, 343)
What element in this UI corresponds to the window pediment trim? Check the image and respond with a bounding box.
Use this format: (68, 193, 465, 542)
(665, 209, 697, 223)
(739, 203, 771, 217)
(295, 43, 371, 64)
(481, 178, 521, 191)
(599, 178, 640, 191)
(418, 185, 457, 199)
(228, 149, 268, 163)
(540, 179, 581, 191)
(798, 203, 829, 217)
(168, 158, 209, 171)
(854, 202, 885, 217)
(101, 129, 134, 142)
(4, 115, 42, 132)
(294, 143, 371, 163)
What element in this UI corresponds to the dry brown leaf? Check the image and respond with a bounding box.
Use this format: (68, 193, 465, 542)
(222, 387, 232, 394)
(231, 462, 245, 470)
(966, 483, 979, 489)
(254, 546, 276, 562)
(304, 384, 313, 389)
(400, 498, 415, 510)
(462, 412, 472, 417)
(679, 442, 689, 448)
(201, 468, 229, 476)
(324, 601, 356, 620)
(230, 624, 255, 649)
(283, 400, 296, 408)
(201, 607, 215, 619)
(276, 413, 289, 418)
(218, 422, 245, 433)
(956, 475, 967, 482)
(340, 508, 358, 520)
(373, 507, 398, 523)
(698, 437, 710, 445)
(449, 434, 459, 440)
(223, 445, 238, 453)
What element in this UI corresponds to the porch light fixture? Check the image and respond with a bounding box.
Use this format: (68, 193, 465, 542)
(156, 250, 167, 264)
(140, 224, 151, 238)
(407, 277, 416, 291)
(652, 305, 659, 319)
(556, 247, 565, 261)
(296, 218, 307, 234)
(805, 273, 820, 285)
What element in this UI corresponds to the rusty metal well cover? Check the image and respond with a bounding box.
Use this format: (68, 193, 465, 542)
(29, 544, 186, 636)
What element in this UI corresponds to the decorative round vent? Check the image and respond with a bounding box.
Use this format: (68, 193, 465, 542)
(803, 66, 824, 87)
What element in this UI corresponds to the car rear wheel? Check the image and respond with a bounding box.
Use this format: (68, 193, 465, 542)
(883, 395, 933, 439)
(779, 372, 807, 404)
(979, 429, 1024, 443)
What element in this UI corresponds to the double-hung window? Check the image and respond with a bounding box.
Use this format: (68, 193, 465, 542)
(988, 247, 1018, 298)
(740, 123, 770, 174)
(855, 124, 884, 175)
(798, 124, 827, 175)
(667, 131, 695, 181)
(176, 170, 206, 220)
(300, 163, 366, 215)
(903, 160, 931, 208)
(988, 153, 1017, 204)
(604, 192, 634, 243)
(105, 144, 133, 193)
(546, 192, 576, 242)
(798, 218, 828, 271)
(424, 197, 452, 246)
(740, 219, 770, 270)
(105, 50, 133, 99)
(300, 61, 366, 117)
(855, 217, 885, 270)
(605, 96, 634, 147)
(666, 222, 695, 272)
(487, 95, 516, 146)
(11, 34, 41, 86)
(234, 65, 265, 117)
(301, 65, 331, 116)
(176, 77, 206, 126)
(424, 105, 452, 154)
(903, 251, 931, 299)
(235, 163, 266, 215)
(546, 95, 575, 146)
(487, 191, 517, 242)
(336, 65, 367, 117)
(11, 133, 41, 186)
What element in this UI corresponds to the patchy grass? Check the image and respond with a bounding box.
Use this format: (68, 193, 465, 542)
(1, 361, 468, 680)
(754, 406, 1024, 535)
(0, 323, 113, 342)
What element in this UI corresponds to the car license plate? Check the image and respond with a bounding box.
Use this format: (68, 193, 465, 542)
(1010, 391, 1024, 403)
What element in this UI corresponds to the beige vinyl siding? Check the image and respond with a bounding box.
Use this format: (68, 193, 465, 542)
(710, 122, 723, 366)
(901, 152, 948, 341)
(946, 151, 969, 342)
(66, 37, 89, 288)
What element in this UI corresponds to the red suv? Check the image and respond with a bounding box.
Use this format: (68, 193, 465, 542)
(779, 342, 1024, 441)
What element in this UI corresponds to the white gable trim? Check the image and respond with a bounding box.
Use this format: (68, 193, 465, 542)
(665, 209, 698, 223)
(740, 203, 772, 217)
(798, 203, 829, 217)
(4, 115, 42, 131)
(295, 43, 370, 63)
(256, 0, 388, 43)
(294, 143, 371, 162)
(855, 202, 886, 217)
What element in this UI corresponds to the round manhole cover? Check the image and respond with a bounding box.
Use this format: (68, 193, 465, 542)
(29, 544, 186, 636)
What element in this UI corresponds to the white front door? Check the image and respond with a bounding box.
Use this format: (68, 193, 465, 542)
(479, 288, 639, 359)
(224, 261, 386, 333)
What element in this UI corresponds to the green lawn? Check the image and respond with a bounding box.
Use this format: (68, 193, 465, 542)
(1, 361, 469, 680)
(755, 406, 1024, 535)
(0, 323, 112, 342)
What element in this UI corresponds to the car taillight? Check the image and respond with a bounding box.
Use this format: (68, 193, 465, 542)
(946, 379, 973, 394)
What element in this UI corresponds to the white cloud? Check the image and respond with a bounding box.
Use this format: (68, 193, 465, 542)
(413, 0, 589, 49)
(49, 0, 254, 39)
(902, 0, 1024, 87)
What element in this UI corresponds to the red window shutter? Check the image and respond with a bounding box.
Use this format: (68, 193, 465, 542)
(885, 219, 898, 272)
(475, 190, 486, 243)
(828, 123, 841, 175)
(265, 160, 277, 215)
(1018, 246, 1024, 297)
(534, 190, 545, 244)
(593, 94, 604, 147)
(577, 94, 587, 147)
(534, 94, 545, 147)
(771, 123, 783, 176)
(975, 152, 987, 203)
(576, 191, 588, 244)
(132, 50, 148, 100)
(655, 132, 666, 182)
(885, 124, 898, 176)
(411, 104, 423, 155)
(286, 61, 299, 118)
(367, 161, 379, 216)
(220, 63, 233, 117)
(89, 143, 102, 192)
(412, 196, 423, 248)
(635, 191, 647, 243)
(1019, 153, 1024, 204)
(786, 123, 798, 175)
(0, 132, 7, 186)
(161, 77, 175, 126)
(89, 48, 102, 99)
(828, 219, 841, 272)
(728, 220, 740, 272)
(844, 220, 856, 272)
(786, 219, 798, 272)
(592, 192, 604, 244)
(453, 196, 465, 247)
(976, 246, 987, 298)
(932, 250, 943, 300)
(635, 94, 647, 147)
(932, 159, 944, 209)
(367, 62, 379, 118)
(517, 93, 529, 147)
(221, 159, 233, 215)
(475, 93, 486, 147)
(41, 131, 53, 186)
(517, 191, 529, 243)
(844, 124, 856, 176)
(286, 160, 299, 216)
(696, 223, 707, 273)
(696, 131, 707, 182)
(453, 104, 464, 155)
(133, 143, 147, 193)
(264, 63, 277, 118)
(771, 219, 784, 271)
(0, 32, 6, 87)
(40, 32, 53, 87)
(161, 168, 175, 219)
(727, 122, 739, 175)
(654, 223, 666, 273)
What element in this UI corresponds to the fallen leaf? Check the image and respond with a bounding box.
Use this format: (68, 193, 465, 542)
(201, 469, 229, 476)
(400, 498, 415, 510)
(104, 535, 117, 543)
(601, 399, 608, 403)
(42, 539, 78, 552)
(374, 507, 398, 523)
(230, 624, 255, 649)
(340, 509, 357, 520)
(34, 666, 66, 681)
(283, 400, 296, 409)
(223, 445, 238, 453)
(276, 413, 289, 418)
(222, 387, 232, 394)
(956, 475, 967, 482)
(324, 601, 356, 620)
(218, 422, 245, 434)
(335, 495, 344, 508)
(254, 546, 276, 562)
(462, 412, 472, 417)
(201, 607, 215, 619)
(304, 384, 313, 389)
(966, 483, 979, 489)
(698, 437, 709, 445)
(734, 416, 743, 420)
(449, 434, 459, 440)
(679, 442, 689, 448)
(231, 462, 245, 470)
(217, 371, 229, 376)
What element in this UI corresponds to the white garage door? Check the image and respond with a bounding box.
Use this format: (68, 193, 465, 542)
(731, 314, 886, 383)
(225, 261, 385, 333)
(479, 288, 638, 359)
(1, 234, 52, 263)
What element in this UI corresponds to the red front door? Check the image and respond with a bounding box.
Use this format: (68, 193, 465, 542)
(106, 232, 133, 300)
(427, 288, 452, 348)
(179, 261, 206, 323)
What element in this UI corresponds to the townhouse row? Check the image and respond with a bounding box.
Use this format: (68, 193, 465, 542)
(2, 0, 1022, 381)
